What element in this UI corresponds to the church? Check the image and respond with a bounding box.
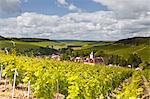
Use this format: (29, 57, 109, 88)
(84, 52, 104, 65)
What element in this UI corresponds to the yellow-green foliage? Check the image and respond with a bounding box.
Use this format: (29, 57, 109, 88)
(116, 72, 144, 99)
(143, 70, 150, 87)
(0, 53, 133, 99)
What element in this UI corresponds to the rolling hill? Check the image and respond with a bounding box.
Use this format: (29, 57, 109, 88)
(115, 37, 150, 45)
(0, 36, 149, 61)
(82, 37, 150, 62)
(0, 36, 5, 40)
(0, 35, 109, 49)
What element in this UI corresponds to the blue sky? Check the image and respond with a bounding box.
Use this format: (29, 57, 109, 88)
(0, 0, 108, 18)
(0, 0, 149, 40)
(20, 0, 108, 16)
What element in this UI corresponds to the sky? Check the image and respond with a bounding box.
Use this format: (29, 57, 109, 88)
(0, 0, 150, 41)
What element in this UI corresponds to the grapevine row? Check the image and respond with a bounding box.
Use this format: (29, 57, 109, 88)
(0, 53, 133, 98)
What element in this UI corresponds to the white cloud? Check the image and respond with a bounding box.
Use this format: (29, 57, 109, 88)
(0, 0, 21, 17)
(0, 12, 150, 40)
(93, 0, 150, 19)
(0, 0, 149, 40)
(57, 0, 68, 5)
(68, 4, 77, 11)
(57, 0, 80, 11)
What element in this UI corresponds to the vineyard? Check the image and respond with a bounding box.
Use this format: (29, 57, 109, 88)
(144, 70, 150, 87)
(0, 53, 150, 99)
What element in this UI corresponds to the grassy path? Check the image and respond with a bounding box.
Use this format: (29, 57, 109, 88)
(133, 46, 147, 54)
(110, 72, 150, 98)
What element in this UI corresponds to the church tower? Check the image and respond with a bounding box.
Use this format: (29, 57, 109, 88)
(90, 52, 94, 59)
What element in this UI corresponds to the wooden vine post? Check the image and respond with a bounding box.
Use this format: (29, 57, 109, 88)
(28, 81, 31, 98)
(5, 48, 9, 55)
(57, 79, 59, 93)
(0, 64, 3, 84)
(12, 69, 18, 99)
(4, 75, 7, 90)
(56, 79, 59, 99)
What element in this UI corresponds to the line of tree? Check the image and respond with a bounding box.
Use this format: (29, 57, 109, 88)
(107, 54, 143, 68)
(1, 47, 58, 56)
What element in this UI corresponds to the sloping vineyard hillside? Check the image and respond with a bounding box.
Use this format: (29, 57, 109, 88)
(0, 53, 149, 99)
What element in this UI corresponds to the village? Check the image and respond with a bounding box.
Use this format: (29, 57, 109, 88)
(51, 52, 104, 65)
(50, 52, 144, 71)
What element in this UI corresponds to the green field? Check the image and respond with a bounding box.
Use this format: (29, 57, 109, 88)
(88, 44, 150, 61)
(0, 37, 149, 62)
(0, 40, 100, 50)
(0, 41, 40, 49)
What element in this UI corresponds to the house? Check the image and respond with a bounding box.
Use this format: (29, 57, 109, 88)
(135, 67, 142, 71)
(128, 65, 132, 68)
(73, 52, 104, 65)
(84, 57, 104, 65)
(74, 57, 85, 62)
(51, 54, 60, 61)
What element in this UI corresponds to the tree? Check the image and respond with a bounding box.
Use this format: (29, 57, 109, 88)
(128, 54, 142, 68)
(108, 55, 121, 66)
(60, 53, 70, 60)
(119, 59, 128, 67)
(108, 55, 114, 65)
(72, 51, 79, 57)
(59, 47, 73, 54)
